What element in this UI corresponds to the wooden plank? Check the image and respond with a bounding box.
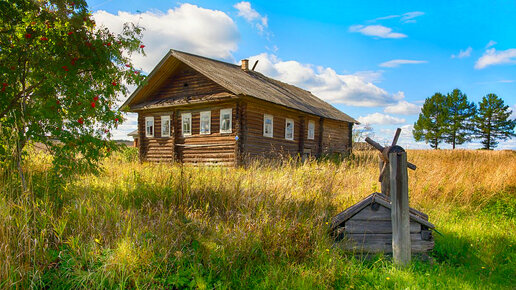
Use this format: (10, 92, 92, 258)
(344, 220, 421, 234)
(340, 233, 434, 253)
(390, 152, 411, 266)
(350, 204, 391, 221)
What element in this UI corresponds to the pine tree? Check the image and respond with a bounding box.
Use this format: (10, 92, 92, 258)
(413, 93, 448, 149)
(443, 89, 476, 149)
(474, 94, 516, 150)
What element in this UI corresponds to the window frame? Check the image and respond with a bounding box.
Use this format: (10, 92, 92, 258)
(285, 118, 294, 140)
(161, 115, 171, 137)
(145, 116, 154, 138)
(263, 114, 274, 138)
(307, 120, 315, 140)
(200, 111, 211, 135)
(181, 112, 192, 136)
(219, 108, 232, 134)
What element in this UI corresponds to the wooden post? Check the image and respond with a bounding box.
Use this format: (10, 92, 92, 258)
(379, 159, 390, 196)
(390, 151, 411, 266)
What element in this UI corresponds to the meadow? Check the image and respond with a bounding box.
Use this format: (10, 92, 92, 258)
(0, 148, 515, 289)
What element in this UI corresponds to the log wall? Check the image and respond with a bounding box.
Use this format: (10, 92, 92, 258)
(243, 99, 322, 160)
(138, 101, 237, 165)
(321, 118, 351, 155)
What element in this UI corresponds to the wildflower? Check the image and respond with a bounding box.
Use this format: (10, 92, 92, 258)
(125, 64, 131, 67)
(78, 118, 84, 124)
(140, 44, 145, 48)
(68, 31, 73, 35)
(386, 277, 390, 280)
(114, 118, 119, 122)
(62, 66, 69, 71)
(40, 36, 48, 41)
(25, 33, 32, 39)
(112, 81, 117, 86)
(91, 102, 95, 108)
(93, 96, 99, 101)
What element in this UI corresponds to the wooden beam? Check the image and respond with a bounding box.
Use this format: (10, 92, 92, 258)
(379, 159, 390, 196)
(390, 152, 411, 266)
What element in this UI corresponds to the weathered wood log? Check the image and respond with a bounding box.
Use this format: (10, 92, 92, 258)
(390, 152, 411, 266)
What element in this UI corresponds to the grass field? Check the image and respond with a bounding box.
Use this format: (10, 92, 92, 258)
(1, 148, 515, 289)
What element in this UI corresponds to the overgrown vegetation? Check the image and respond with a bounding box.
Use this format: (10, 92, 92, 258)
(1, 148, 515, 288)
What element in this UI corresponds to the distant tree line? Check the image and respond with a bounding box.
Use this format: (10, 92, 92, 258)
(413, 90, 516, 150)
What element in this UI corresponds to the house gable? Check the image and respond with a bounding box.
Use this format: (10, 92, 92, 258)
(148, 64, 229, 103)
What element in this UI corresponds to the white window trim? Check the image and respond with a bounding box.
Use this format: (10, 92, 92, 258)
(220, 108, 232, 134)
(285, 118, 294, 140)
(181, 113, 192, 136)
(200, 111, 211, 135)
(308, 120, 315, 140)
(263, 114, 273, 138)
(161, 115, 170, 137)
(145, 116, 154, 138)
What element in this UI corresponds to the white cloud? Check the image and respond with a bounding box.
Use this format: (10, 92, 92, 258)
(400, 11, 424, 23)
(357, 113, 406, 125)
(379, 59, 427, 67)
(372, 11, 424, 24)
(234, 1, 268, 34)
(475, 48, 516, 69)
(248, 53, 405, 107)
(486, 40, 497, 48)
(93, 4, 239, 72)
(451, 47, 472, 59)
(511, 105, 516, 119)
(384, 100, 421, 115)
(349, 25, 407, 39)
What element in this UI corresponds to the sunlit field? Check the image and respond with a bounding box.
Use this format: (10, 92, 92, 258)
(1, 148, 515, 288)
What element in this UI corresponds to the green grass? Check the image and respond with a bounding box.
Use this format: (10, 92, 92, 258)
(0, 148, 515, 288)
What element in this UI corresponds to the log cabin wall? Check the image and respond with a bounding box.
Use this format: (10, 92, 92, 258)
(243, 98, 322, 160)
(137, 101, 238, 165)
(138, 111, 175, 162)
(320, 118, 351, 155)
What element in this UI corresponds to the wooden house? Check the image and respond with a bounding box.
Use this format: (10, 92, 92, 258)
(122, 49, 358, 165)
(127, 129, 139, 147)
(331, 192, 435, 253)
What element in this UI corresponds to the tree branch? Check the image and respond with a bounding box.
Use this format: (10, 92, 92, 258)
(0, 78, 46, 119)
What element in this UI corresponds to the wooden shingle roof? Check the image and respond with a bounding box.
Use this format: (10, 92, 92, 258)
(123, 49, 358, 123)
(331, 192, 434, 231)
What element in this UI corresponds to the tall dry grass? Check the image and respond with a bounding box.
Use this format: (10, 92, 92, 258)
(0, 148, 514, 288)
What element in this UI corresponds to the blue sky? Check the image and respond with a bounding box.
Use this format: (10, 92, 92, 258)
(88, 0, 516, 149)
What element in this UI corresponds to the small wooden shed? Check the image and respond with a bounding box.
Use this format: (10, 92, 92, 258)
(331, 192, 434, 253)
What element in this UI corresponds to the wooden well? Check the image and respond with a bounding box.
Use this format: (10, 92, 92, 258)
(331, 192, 434, 253)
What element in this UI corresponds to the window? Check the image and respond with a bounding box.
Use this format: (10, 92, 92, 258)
(308, 120, 315, 140)
(263, 114, 273, 137)
(181, 113, 192, 136)
(161, 115, 170, 137)
(220, 108, 232, 133)
(285, 118, 294, 140)
(145, 116, 154, 137)
(200, 111, 211, 134)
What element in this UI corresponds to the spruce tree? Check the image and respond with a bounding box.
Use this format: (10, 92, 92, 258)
(413, 93, 448, 149)
(443, 89, 476, 149)
(474, 94, 516, 150)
